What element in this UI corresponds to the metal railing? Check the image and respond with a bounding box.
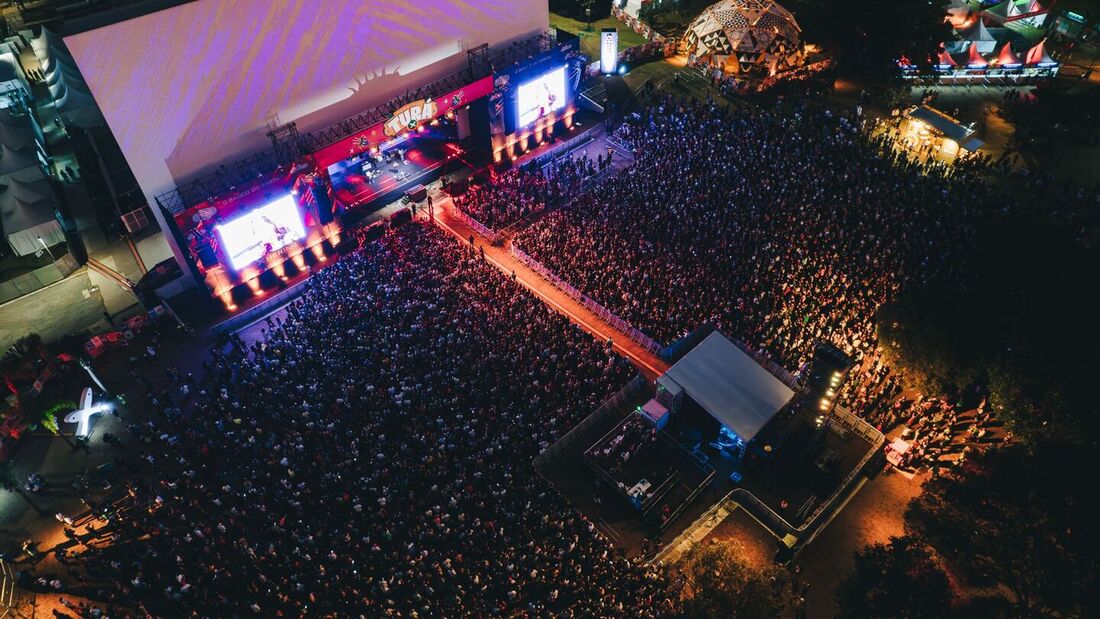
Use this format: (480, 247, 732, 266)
(449, 207, 502, 245)
(533, 374, 648, 471)
(510, 245, 663, 356)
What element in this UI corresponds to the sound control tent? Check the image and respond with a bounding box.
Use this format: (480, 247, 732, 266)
(0, 177, 63, 256)
(657, 332, 794, 443)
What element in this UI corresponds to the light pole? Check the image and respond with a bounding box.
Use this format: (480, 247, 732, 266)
(37, 235, 55, 261)
(80, 358, 111, 397)
(586, 7, 592, 31)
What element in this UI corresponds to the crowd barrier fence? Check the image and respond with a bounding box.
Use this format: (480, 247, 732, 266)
(533, 374, 649, 472)
(510, 245, 663, 356)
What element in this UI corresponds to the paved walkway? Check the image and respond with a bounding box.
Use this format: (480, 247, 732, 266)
(426, 193, 669, 380)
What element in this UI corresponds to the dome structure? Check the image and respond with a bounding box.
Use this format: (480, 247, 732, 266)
(682, 0, 805, 76)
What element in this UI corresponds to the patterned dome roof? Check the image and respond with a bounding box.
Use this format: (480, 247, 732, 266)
(682, 0, 804, 76)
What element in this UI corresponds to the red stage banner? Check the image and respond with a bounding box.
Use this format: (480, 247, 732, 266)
(313, 75, 494, 168)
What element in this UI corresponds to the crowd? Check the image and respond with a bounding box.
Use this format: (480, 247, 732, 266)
(46, 223, 675, 617)
(452, 168, 552, 230)
(452, 151, 613, 231)
(515, 97, 998, 434)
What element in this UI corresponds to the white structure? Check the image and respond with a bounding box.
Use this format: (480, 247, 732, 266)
(64, 387, 109, 439)
(60, 0, 548, 278)
(657, 332, 794, 442)
(0, 176, 63, 256)
(681, 0, 804, 76)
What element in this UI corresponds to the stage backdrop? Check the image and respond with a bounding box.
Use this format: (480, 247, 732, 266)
(63, 0, 546, 270)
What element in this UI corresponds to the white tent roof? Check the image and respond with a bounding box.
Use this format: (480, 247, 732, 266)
(46, 62, 88, 90)
(32, 28, 72, 60)
(658, 332, 794, 442)
(1, 177, 61, 256)
(957, 19, 996, 41)
(0, 143, 42, 180)
(0, 52, 25, 84)
(57, 85, 96, 113)
(59, 105, 104, 128)
(0, 117, 36, 150)
(42, 51, 78, 76)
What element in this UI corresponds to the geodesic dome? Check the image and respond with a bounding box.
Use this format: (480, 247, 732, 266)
(682, 0, 805, 76)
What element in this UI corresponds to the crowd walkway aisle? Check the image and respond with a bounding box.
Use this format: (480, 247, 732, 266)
(426, 193, 669, 380)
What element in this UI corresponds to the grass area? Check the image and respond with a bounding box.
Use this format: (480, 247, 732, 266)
(621, 57, 733, 102)
(549, 13, 648, 59)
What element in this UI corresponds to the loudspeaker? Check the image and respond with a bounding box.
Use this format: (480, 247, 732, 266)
(310, 183, 335, 226)
(404, 185, 427, 203)
(196, 242, 218, 268)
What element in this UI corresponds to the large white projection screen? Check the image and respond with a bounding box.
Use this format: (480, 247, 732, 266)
(63, 0, 546, 270)
(216, 195, 305, 270)
(517, 66, 567, 128)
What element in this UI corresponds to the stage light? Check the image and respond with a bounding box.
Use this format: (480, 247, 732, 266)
(618, 65, 627, 75)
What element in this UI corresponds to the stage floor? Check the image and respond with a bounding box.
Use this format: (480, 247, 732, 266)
(330, 136, 462, 209)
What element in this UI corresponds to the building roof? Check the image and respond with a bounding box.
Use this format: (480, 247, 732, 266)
(908, 105, 974, 143)
(658, 332, 794, 442)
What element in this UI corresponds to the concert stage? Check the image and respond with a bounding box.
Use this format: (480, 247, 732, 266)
(327, 133, 468, 211)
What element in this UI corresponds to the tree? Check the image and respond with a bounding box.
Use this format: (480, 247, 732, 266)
(837, 536, 954, 618)
(877, 216, 1099, 444)
(678, 539, 798, 618)
(784, 0, 950, 83)
(905, 445, 1099, 616)
(0, 460, 47, 516)
(39, 400, 78, 450)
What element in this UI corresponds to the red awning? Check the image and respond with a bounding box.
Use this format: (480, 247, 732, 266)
(967, 44, 988, 67)
(994, 42, 1019, 65)
(1025, 38, 1055, 65)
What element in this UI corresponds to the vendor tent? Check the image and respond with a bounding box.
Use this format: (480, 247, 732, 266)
(955, 20, 997, 54)
(967, 43, 989, 67)
(0, 116, 36, 151)
(0, 178, 63, 256)
(994, 42, 1021, 66)
(0, 142, 44, 182)
(1025, 38, 1056, 65)
(31, 28, 72, 61)
(657, 332, 794, 442)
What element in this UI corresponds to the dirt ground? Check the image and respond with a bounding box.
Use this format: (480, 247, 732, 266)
(796, 470, 926, 618)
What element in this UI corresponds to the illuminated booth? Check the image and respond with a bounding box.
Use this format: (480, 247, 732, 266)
(898, 105, 985, 162)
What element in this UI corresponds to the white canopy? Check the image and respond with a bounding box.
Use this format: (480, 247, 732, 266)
(56, 85, 96, 112)
(0, 178, 62, 256)
(0, 113, 37, 150)
(658, 332, 794, 442)
(46, 62, 88, 90)
(31, 28, 72, 61)
(0, 142, 43, 181)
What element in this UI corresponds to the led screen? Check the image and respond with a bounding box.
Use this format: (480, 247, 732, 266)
(63, 0, 547, 272)
(516, 66, 567, 128)
(216, 195, 306, 270)
(600, 29, 619, 74)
